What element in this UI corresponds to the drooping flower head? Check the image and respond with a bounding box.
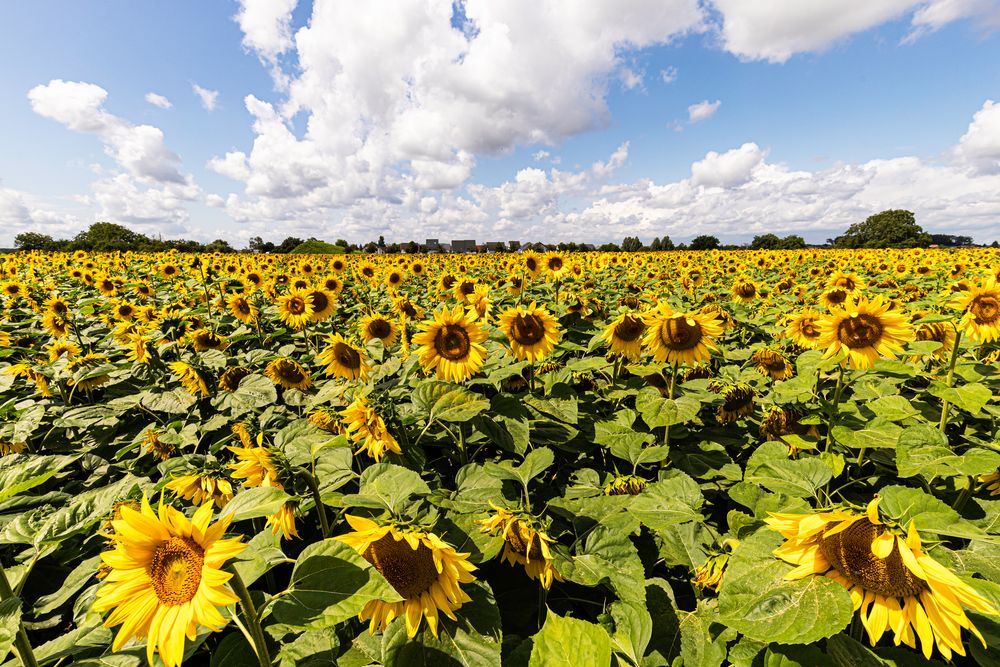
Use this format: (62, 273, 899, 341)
(341, 395, 402, 462)
(478, 502, 562, 590)
(601, 312, 646, 361)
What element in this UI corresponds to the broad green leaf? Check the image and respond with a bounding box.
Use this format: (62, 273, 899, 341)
(743, 442, 832, 497)
(627, 472, 703, 530)
(718, 530, 853, 644)
(0, 454, 78, 504)
(232, 529, 287, 587)
(867, 395, 919, 422)
(878, 485, 994, 542)
(593, 421, 654, 466)
(679, 600, 729, 667)
(896, 425, 1000, 478)
(528, 612, 612, 667)
(222, 373, 278, 416)
(609, 600, 651, 667)
(0, 598, 21, 665)
(271, 539, 402, 630)
(928, 381, 992, 415)
(430, 388, 490, 423)
(830, 421, 902, 449)
(275, 629, 339, 667)
(220, 486, 290, 522)
(346, 463, 431, 514)
(635, 388, 700, 429)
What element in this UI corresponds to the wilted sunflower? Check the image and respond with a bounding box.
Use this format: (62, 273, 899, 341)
(92, 495, 247, 667)
(412, 305, 488, 383)
(751, 348, 794, 380)
(360, 313, 399, 347)
(265, 357, 312, 391)
(142, 429, 175, 461)
(275, 289, 314, 330)
(711, 381, 756, 423)
(693, 540, 739, 592)
(342, 396, 402, 462)
(336, 515, 477, 638)
(67, 352, 112, 392)
(189, 328, 227, 352)
(642, 303, 723, 365)
(317, 333, 369, 381)
(166, 473, 234, 509)
(601, 313, 646, 361)
(785, 310, 825, 349)
(818, 295, 914, 369)
(308, 407, 343, 434)
(0, 440, 27, 456)
(168, 361, 209, 397)
(218, 366, 251, 392)
(768, 498, 997, 660)
(498, 301, 561, 363)
(604, 475, 647, 496)
(227, 293, 258, 324)
(950, 276, 1000, 343)
(478, 502, 562, 589)
(268, 501, 299, 540)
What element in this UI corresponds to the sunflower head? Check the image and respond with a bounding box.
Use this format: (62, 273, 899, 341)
(604, 475, 647, 496)
(478, 502, 562, 589)
(275, 289, 315, 330)
(412, 305, 489, 383)
(950, 277, 1000, 343)
(819, 295, 915, 369)
(642, 304, 722, 366)
(360, 313, 399, 347)
(317, 333, 369, 381)
(751, 348, 794, 381)
(265, 357, 312, 391)
(498, 301, 561, 363)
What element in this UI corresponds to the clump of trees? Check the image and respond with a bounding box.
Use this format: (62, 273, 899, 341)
(832, 210, 931, 249)
(15, 223, 236, 253)
(749, 233, 806, 250)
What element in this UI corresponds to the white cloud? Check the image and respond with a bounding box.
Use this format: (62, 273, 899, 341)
(0, 187, 81, 244)
(619, 67, 644, 90)
(532, 150, 551, 161)
(690, 142, 766, 188)
(29, 79, 185, 184)
(688, 99, 721, 123)
(712, 0, 999, 63)
(235, 0, 298, 62)
(91, 174, 199, 233)
(659, 66, 678, 83)
(145, 92, 172, 109)
(955, 100, 1000, 175)
(192, 83, 219, 111)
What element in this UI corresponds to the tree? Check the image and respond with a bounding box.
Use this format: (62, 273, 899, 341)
(750, 233, 781, 250)
(204, 239, 235, 253)
(248, 236, 275, 253)
(70, 222, 143, 252)
(661, 236, 675, 250)
(930, 234, 973, 247)
(14, 232, 61, 251)
(649, 237, 661, 251)
(599, 242, 620, 252)
(690, 235, 720, 250)
(621, 236, 642, 252)
(834, 210, 931, 249)
(779, 234, 806, 249)
(405, 241, 419, 254)
(275, 237, 304, 253)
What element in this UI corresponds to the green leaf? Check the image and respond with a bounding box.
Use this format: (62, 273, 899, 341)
(877, 485, 993, 542)
(528, 612, 612, 667)
(275, 629, 339, 667)
(635, 388, 700, 429)
(232, 529, 287, 587)
(0, 598, 21, 665)
(867, 395, 919, 422)
(222, 373, 278, 416)
(429, 388, 490, 423)
(141, 388, 196, 414)
(271, 538, 402, 630)
(626, 472, 703, 530)
(210, 633, 257, 667)
(345, 463, 431, 514)
(380, 580, 501, 667)
(927, 381, 992, 415)
(717, 529, 854, 644)
(0, 454, 78, 504)
(679, 600, 729, 667)
(743, 442, 832, 497)
(220, 486, 290, 522)
(896, 424, 1000, 478)
(593, 421, 655, 466)
(609, 601, 651, 667)
(830, 421, 902, 449)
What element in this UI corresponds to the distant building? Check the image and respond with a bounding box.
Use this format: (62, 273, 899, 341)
(451, 239, 476, 253)
(424, 238, 440, 252)
(484, 241, 504, 252)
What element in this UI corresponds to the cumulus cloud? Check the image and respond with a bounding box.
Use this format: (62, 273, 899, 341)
(0, 187, 81, 243)
(688, 99, 721, 123)
(192, 83, 219, 111)
(235, 0, 298, 62)
(690, 142, 766, 188)
(145, 92, 172, 109)
(712, 0, 999, 63)
(955, 99, 1000, 174)
(29, 79, 185, 184)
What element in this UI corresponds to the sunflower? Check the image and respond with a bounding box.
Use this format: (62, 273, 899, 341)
(950, 277, 1000, 343)
(768, 498, 997, 660)
(980, 470, 1000, 495)
(341, 396, 402, 462)
(521, 251, 543, 279)
(360, 313, 399, 347)
(189, 329, 227, 352)
(385, 268, 405, 291)
(478, 502, 562, 589)
(599, 313, 645, 362)
(642, 303, 723, 366)
(306, 288, 336, 322)
(228, 441, 283, 490)
(731, 277, 759, 303)
(393, 297, 424, 321)
(336, 515, 477, 638)
(67, 353, 112, 392)
(168, 361, 209, 397)
(820, 287, 853, 311)
(42, 312, 72, 338)
(265, 357, 312, 391)
(498, 301, 561, 363)
(910, 320, 955, 361)
(275, 289, 314, 330)
(227, 293, 258, 324)
(0, 440, 27, 457)
(751, 348, 794, 380)
(92, 495, 247, 667)
(828, 271, 866, 291)
(142, 429, 176, 461)
(268, 501, 299, 540)
(544, 252, 569, 279)
(467, 284, 493, 322)
(693, 544, 738, 592)
(45, 340, 80, 362)
(308, 408, 343, 434)
(317, 333, 369, 381)
(785, 310, 825, 349)
(818, 295, 915, 369)
(711, 381, 756, 423)
(218, 366, 251, 392)
(321, 275, 344, 296)
(165, 473, 234, 509)
(604, 475, 647, 496)
(412, 305, 488, 383)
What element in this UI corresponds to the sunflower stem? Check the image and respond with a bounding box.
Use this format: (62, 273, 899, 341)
(952, 475, 977, 512)
(226, 565, 271, 667)
(824, 365, 846, 453)
(300, 470, 331, 539)
(938, 328, 962, 434)
(0, 562, 39, 667)
(663, 361, 678, 448)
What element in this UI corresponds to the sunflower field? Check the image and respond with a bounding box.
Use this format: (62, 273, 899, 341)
(0, 247, 999, 667)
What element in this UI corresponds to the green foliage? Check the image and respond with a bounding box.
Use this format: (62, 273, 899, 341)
(290, 239, 347, 254)
(834, 209, 931, 249)
(690, 234, 721, 250)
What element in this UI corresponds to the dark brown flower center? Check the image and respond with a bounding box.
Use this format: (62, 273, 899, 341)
(363, 534, 438, 599)
(660, 317, 702, 350)
(435, 325, 471, 360)
(149, 537, 204, 605)
(368, 319, 392, 339)
(614, 315, 645, 342)
(310, 291, 329, 314)
(511, 314, 545, 345)
(442, 275, 457, 289)
(818, 519, 927, 598)
(275, 360, 306, 383)
(736, 283, 756, 298)
(220, 367, 251, 391)
(971, 294, 1000, 325)
(334, 343, 361, 369)
(506, 524, 544, 560)
(827, 289, 848, 305)
(548, 257, 563, 271)
(837, 314, 884, 349)
(286, 296, 307, 315)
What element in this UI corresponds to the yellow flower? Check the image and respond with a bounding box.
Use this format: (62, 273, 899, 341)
(168, 361, 209, 397)
(165, 474, 234, 509)
(306, 288, 336, 323)
(641, 303, 722, 365)
(751, 349, 794, 380)
(268, 501, 300, 540)
(601, 313, 646, 361)
(785, 310, 825, 349)
(478, 502, 562, 589)
(818, 295, 914, 369)
(498, 301, 561, 363)
(228, 442, 283, 490)
(265, 357, 312, 391)
(341, 396, 402, 462)
(275, 289, 314, 330)
(92, 495, 247, 667)
(767, 498, 997, 660)
(360, 313, 399, 347)
(604, 475, 647, 496)
(412, 305, 489, 383)
(949, 276, 1000, 343)
(189, 329, 226, 352)
(317, 333, 369, 381)
(336, 515, 476, 638)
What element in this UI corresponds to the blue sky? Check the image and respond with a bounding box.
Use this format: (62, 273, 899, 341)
(2, 1, 1000, 247)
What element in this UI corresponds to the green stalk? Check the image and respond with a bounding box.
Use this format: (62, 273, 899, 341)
(824, 365, 847, 452)
(664, 361, 679, 447)
(0, 563, 39, 667)
(939, 329, 963, 433)
(299, 471, 331, 539)
(226, 565, 271, 667)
